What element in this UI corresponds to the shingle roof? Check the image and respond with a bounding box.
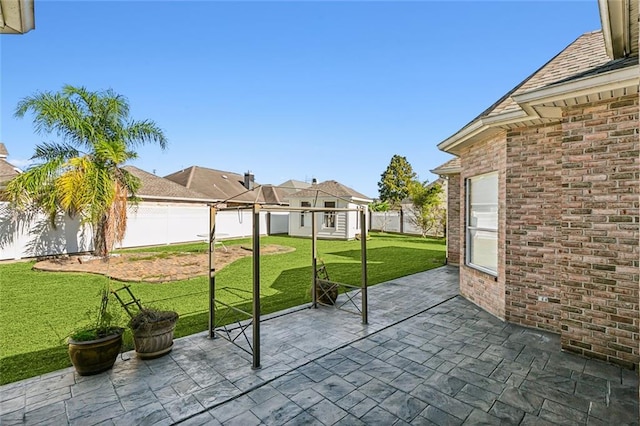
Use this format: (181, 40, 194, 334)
(164, 166, 280, 204)
(431, 158, 461, 175)
(0, 143, 8, 158)
(123, 166, 211, 201)
(288, 180, 371, 201)
(277, 179, 312, 195)
(474, 31, 611, 121)
(0, 159, 20, 184)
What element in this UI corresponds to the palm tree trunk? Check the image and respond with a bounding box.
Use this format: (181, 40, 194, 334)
(93, 215, 109, 258)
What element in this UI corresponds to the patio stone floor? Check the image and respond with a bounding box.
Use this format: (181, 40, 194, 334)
(1, 265, 638, 425)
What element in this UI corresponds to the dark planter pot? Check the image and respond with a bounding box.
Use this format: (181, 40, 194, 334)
(68, 328, 124, 376)
(132, 314, 178, 359)
(316, 281, 338, 305)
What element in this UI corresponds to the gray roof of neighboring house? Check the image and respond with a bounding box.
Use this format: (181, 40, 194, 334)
(277, 179, 312, 195)
(0, 159, 20, 185)
(431, 158, 461, 175)
(0, 144, 20, 187)
(123, 166, 212, 201)
(164, 166, 283, 205)
(288, 180, 372, 201)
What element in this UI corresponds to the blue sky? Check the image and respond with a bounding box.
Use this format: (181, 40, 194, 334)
(2, 1, 601, 198)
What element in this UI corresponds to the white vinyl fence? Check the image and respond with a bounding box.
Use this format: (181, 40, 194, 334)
(370, 210, 443, 237)
(0, 202, 289, 261)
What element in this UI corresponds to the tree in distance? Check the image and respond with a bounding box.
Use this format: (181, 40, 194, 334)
(378, 154, 417, 209)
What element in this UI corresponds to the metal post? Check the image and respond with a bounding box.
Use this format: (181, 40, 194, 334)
(252, 204, 261, 369)
(311, 209, 317, 308)
(360, 208, 368, 324)
(208, 206, 217, 338)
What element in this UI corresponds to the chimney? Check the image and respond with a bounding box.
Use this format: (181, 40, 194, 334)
(312, 178, 318, 184)
(244, 171, 255, 190)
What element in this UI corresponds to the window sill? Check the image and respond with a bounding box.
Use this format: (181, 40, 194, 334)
(465, 263, 498, 279)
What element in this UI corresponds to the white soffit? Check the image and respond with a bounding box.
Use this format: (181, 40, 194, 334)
(513, 65, 639, 108)
(0, 0, 35, 34)
(438, 65, 638, 154)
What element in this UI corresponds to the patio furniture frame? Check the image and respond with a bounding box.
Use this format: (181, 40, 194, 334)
(206, 200, 369, 370)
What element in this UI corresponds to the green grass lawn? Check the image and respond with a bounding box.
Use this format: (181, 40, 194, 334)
(0, 233, 445, 384)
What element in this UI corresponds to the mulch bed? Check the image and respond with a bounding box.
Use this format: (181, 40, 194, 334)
(33, 244, 294, 283)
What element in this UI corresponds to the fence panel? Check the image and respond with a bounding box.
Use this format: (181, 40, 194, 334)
(0, 202, 93, 260)
(370, 211, 401, 233)
(269, 212, 289, 234)
(0, 202, 289, 260)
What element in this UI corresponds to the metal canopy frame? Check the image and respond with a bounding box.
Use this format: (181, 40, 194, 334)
(207, 203, 368, 370)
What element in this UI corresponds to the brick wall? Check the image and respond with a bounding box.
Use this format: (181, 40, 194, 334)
(559, 95, 639, 368)
(505, 122, 564, 332)
(459, 133, 507, 320)
(446, 174, 461, 265)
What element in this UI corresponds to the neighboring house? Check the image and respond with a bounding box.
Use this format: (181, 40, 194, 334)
(277, 179, 313, 196)
(124, 166, 212, 204)
(0, 143, 21, 196)
(287, 180, 372, 240)
(164, 166, 286, 206)
(433, 1, 638, 369)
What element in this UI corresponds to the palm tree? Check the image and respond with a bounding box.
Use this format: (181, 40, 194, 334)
(6, 85, 167, 257)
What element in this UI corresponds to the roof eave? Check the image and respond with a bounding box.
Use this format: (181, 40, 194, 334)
(598, 0, 633, 58)
(133, 194, 216, 203)
(430, 166, 462, 175)
(0, 0, 35, 34)
(437, 110, 527, 155)
(439, 65, 639, 155)
(513, 64, 639, 107)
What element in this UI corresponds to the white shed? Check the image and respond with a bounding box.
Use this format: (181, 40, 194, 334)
(286, 180, 372, 240)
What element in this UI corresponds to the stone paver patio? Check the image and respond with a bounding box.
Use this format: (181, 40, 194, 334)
(1, 266, 637, 425)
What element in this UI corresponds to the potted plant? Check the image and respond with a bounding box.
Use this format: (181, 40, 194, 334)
(112, 285, 179, 359)
(67, 288, 124, 376)
(128, 308, 179, 359)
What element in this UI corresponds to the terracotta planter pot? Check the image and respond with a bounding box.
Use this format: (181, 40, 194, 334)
(68, 328, 124, 376)
(132, 315, 178, 359)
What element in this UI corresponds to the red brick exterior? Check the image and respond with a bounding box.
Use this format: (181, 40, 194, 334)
(458, 133, 507, 320)
(446, 174, 461, 265)
(559, 95, 639, 368)
(452, 95, 639, 369)
(505, 122, 564, 332)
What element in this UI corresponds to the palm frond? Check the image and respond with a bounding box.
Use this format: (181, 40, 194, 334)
(125, 120, 168, 149)
(31, 142, 80, 162)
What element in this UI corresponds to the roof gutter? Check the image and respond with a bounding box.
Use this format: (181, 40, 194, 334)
(437, 109, 527, 154)
(0, 0, 34, 34)
(513, 64, 639, 107)
(438, 64, 638, 155)
(598, 0, 631, 58)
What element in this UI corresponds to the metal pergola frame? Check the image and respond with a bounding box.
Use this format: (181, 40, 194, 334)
(207, 203, 369, 369)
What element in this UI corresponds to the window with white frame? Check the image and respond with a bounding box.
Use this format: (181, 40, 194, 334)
(300, 201, 311, 227)
(466, 172, 498, 275)
(324, 201, 336, 228)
